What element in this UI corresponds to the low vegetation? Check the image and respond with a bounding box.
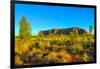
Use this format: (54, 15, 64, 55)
(15, 16, 95, 66)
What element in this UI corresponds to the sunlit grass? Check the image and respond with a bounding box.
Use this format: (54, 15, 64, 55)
(15, 34, 95, 65)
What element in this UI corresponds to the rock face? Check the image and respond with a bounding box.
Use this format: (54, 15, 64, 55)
(38, 27, 88, 36)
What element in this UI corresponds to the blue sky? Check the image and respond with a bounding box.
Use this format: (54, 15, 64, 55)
(15, 4, 95, 35)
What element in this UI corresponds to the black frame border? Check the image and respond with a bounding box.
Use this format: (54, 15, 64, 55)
(10, 1, 97, 69)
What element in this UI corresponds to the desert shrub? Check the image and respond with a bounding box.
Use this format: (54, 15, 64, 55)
(45, 51, 57, 60)
(48, 59, 58, 64)
(15, 55, 23, 65)
(45, 41, 51, 47)
(50, 40, 58, 45)
(70, 43, 84, 55)
(19, 43, 30, 53)
(57, 50, 72, 63)
(82, 53, 89, 62)
(15, 33, 94, 65)
(81, 42, 88, 49)
(64, 40, 73, 46)
(29, 48, 42, 56)
(21, 55, 32, 64)
(32, 41, 40, 48)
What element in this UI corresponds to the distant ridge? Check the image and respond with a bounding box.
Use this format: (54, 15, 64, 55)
(38, 27, 89, 36)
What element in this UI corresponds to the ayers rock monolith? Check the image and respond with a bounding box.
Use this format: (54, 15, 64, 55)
(38, 27, 88, 36)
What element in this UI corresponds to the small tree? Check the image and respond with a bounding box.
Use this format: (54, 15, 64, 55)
(19, 16, 32, 41)
(72, 28, 78, 36)
(89, 25, 93, 35)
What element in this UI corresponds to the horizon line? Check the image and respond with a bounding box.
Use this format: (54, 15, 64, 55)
(15, 26, 94, 36)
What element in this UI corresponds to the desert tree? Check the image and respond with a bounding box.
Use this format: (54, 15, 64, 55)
(19, 16, 32, 41)
(89, 25, 93, 35)
(72, 28, 78, 36)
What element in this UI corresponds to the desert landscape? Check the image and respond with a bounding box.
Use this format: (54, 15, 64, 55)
(15, 16, 95, 66)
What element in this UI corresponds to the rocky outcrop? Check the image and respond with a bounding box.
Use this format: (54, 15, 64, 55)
(38, 27, 88, 36)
